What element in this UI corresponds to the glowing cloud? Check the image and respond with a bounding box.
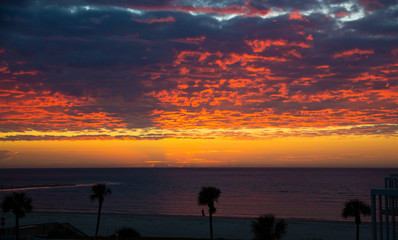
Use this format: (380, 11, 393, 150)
(0, 0, 397, 167)
(333, 48, 375, 58)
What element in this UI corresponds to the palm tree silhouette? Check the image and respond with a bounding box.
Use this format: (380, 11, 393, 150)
(198, 186, 221, 240)
(1, 192, 33, 240)
(90, 183, 112, 239)
(342, 199, 371, 240)
(251, 214, 287, 240)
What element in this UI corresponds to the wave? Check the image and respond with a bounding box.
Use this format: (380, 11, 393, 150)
(0, 182, 119, 192)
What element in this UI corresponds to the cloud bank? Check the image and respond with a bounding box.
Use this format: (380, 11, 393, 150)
(1, 0, 397, 140)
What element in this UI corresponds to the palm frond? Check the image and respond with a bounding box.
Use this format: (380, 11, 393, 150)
(1, 192, 33, 218)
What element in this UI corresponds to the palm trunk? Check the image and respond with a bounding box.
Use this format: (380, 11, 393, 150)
(356, 223, 359, 240)
(209, 211, 213, 240)
(15, 216, 19, 240)
(95, 200, 103, 239)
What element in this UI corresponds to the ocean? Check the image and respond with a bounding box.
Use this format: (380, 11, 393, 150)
(0, 168, 394, 221)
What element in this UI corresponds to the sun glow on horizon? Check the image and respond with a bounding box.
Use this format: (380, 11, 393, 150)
(1, 135, 397, 168)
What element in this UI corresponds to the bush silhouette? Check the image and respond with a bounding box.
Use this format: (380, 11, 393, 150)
(116, 227, 141, 240)
(251, 214, 287, 240)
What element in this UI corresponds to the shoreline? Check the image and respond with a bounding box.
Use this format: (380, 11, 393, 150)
(2, 211, 371, 240)
(29, 210, 372, 224)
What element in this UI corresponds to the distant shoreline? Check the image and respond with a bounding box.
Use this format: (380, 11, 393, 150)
(0, 182, 120, 191)
(25, 210, 372, 224)
(1, 167, 397, 169)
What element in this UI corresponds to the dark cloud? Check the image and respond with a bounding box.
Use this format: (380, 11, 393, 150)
(264, 0, 320, 10)
(344, 6, 398, 36)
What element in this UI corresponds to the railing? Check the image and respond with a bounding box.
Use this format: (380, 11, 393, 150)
(385, 175, 398, 189)
(371, 188, 398, 240)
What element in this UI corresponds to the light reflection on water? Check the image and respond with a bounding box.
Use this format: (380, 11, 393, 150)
(0, 168, 392, 221)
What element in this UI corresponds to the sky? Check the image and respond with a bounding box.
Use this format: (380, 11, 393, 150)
(0, 0, 397, 168)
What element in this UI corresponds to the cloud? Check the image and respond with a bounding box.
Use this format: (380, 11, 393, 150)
(132, 16, 176, 24)
(0, 150, 18, 162)
(0, 0, 397, 140)
(0, 135, 169, 141)
(335, 11, 350, 18)
(333, 48, 375, 58)
(288, 10, 308, 21)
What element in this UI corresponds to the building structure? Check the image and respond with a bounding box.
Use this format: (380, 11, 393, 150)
(0, 222, 87, 240)
(371, 174, 398, 240)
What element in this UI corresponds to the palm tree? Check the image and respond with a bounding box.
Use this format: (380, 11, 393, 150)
(251, 214, 287, 240)
(342, 199, 371, 240)
(198, 186, 221, 240)
(90, 183, 112, 239)
(1, 192, 33, 240)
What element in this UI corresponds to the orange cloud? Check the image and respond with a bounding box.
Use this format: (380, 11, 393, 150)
(12, 70, 41, 76)
(288, 10, 308, 22)
(333, 48, 375, 58)
(148, 42, 398, 138)
(359, 0, 384, 10)
(246, 66, 271, 74)
(0, 64, 10, 73)
(186, 36, 206, 43)
(350, 72, 387, 82)
(290, 42, 311, 48)
(245, 39, 287, 52)
(285, 49, 302, 58)
(150, 89, 190, 106)
(0, 85, 125, 131)
(316, 65, 329, 69)
(174, 50, 287, 75)
(176, 4, 246, 15)
(335, 11, 350, 18)
(174, 51, 215, 64)
(244, 1, 271, 17)
(245, 39, 311, 53)
(150, 105, 398, 130)
(132, 16, 175, 24)
(0, 150, 18, 162)
(228, 78, 253, 88)
(215, 53, 286, 70)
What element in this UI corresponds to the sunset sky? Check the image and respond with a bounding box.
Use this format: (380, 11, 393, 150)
(1, 0, 397, 168)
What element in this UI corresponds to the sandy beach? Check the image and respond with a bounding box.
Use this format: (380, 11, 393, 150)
(2, 212, 371, 240)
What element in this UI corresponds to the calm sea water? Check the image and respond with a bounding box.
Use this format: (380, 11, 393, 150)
(0, 168, 394, 221)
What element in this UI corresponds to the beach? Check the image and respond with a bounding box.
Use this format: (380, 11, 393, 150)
(3, 212, 371, 240)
